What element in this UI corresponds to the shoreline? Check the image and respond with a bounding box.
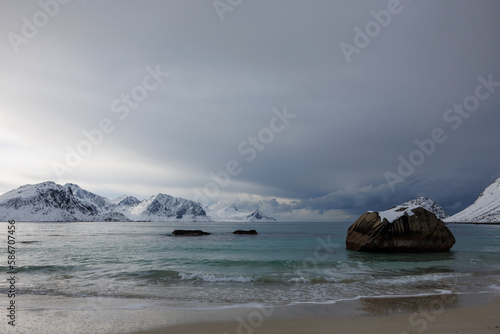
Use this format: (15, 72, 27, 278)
(2, 292, 499, 333)
(447, 222, 500, 225)
(132, 294, 500, 334)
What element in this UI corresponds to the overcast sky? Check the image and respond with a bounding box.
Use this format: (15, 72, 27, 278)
(1, 0, 499, 221)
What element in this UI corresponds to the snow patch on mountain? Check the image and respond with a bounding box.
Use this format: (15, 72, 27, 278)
(401, 197, 448, 220)
(0, 182, 97, 222)
(207, 204, 276, 222)
(374, 197, 448, 224)
(245, 209, 277, 222)
(0, 182, 208, 222)
(99, 211, 133, 222)
(445, 177, 500, 223)
(112, 195, 141, 207)
(126, 193, 209, 222)
(65, 183, 114, 212)
(0, 182, 277, 222)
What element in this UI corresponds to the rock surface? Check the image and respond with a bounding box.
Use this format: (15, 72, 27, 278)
(346, 207, 455, 252)
(233, 230, 258, 235)
(171, 229, 211, 236)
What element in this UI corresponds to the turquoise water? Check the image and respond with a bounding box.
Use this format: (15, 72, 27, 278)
(1, 221, 500, 309)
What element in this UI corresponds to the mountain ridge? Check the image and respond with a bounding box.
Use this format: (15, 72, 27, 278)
(0, 181, 276, 222)
(374, 197, 448, 223)
(207, 204, 276, 222)
(445, 177, 500, 223)
(399, 197, 448, 220)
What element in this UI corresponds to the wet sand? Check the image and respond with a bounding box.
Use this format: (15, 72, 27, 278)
(3, 293, 499, 334)
(133, 295, 500, 334)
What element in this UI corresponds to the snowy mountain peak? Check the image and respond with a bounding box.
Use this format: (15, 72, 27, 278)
(0, 182, 209, 222)
(152, 193, 173, 201)
(246, 209, 276, 222)
(6, 181, 60, 199)
(64, 183, 113, 212)
(248, 209, 264, 219)
(112, 195, 141, 207)
(208, 205, 276, 222)
(0, 182, 276, 222)
(400, 197, 448, 219)
(218, 204, 239, 214)
(37, 181, 58, 188)
(128, 193, 208, 221)
(0, 182, 96, 222)
(445, 176, 500, 223)
(375, 197, 448, 224)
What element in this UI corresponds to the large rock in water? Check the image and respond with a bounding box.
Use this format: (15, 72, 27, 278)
(346, 205, 455, 252)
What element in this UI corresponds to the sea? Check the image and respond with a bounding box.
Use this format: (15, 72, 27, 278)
(1, 221, 500, 331)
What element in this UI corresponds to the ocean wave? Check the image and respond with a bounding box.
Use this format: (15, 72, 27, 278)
(109, 269, 181, 281)
(179, 272, 254, 283)
(10, 265, 80, 273)
(373, 272, 469, 285)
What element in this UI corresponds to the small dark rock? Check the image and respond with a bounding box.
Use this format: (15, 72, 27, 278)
(233, 230, 258, 235)
(171, 229, 211, 236)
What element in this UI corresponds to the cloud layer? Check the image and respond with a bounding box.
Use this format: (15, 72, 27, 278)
(1, 0, 500, 221)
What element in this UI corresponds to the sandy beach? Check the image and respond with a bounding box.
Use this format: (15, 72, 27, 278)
(2, 291, 499, 333)
(133, 295, 500, 334)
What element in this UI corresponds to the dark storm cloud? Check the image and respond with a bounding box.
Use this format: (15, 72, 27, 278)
(1, 0, 499, 220)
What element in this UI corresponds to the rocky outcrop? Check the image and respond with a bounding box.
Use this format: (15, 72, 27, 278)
(233, 230, 258, 235)
(171, 230, 211, 236)
(346, 206, 455, 252)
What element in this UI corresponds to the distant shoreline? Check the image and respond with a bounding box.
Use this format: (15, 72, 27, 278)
(447, 221, 500, 225)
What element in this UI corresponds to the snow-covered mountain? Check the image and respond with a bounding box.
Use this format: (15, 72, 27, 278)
(97, 211, 132, 222)
(0, 182, 208, 222)
(445, 177, 500, 223)
(210, 204, 241, 221)
(400, 197, 448, 220)
(65, 183, 115, 213)
(0, 182, 276, 222)
(111, 195, 141, 208)
(208, 204, 276, 222)
(0, 182, 97, 222)
(375, 197, 448, 223)
(126, 193, 209, 222)
(245, 209, 277, 222)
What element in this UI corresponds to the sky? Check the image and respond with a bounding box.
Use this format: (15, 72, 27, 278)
(1, 0, 500, 222)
